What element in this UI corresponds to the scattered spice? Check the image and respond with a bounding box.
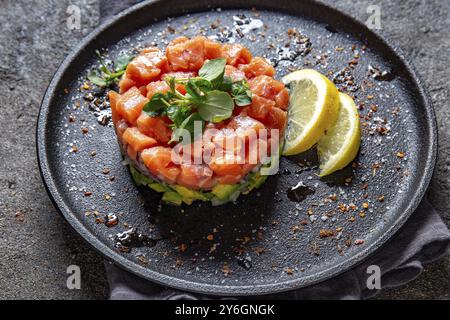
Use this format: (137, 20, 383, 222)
(285, 267, 294, 275)
(319, 229, 335, 238)
(396, 151, 405, 158)
(14, 211, 25, 222)
(354, 239, 365, 245)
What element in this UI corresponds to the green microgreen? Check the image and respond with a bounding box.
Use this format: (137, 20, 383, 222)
(87, 50, 134, 87)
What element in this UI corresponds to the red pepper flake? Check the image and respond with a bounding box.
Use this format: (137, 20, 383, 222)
(285, 267, 294, 275)
(179, 243, 187, 252)
(81, 127, 89, 134)
(329, 194, 338, 201)
(370, 104, 378, 112)
(84, 191, 93, 197)
(354, 239, 365, 245)
(319, 229, 335, 238)
(378, 195, 385, 202)
(206, 234, 214, 241)
(300, 219, 309, 226)
(14, 211, 25, 222)
(222, 263, 231, 276)
(396, 151, 405, 158)
(367, 94, 374, 100)
(95, 217, 105, 224)
(362, 183, 368, 190)
(70, 145, 79, 153)
(362, 202, 369, 209)
(253, 247, 265, 255)
(138, 255, 149, 265)
(257, 231, 264, 240)
(338, 203, 348, 212)
(175, 258, 182, 268)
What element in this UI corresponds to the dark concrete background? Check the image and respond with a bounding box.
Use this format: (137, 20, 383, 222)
(0, 0, 448, 299)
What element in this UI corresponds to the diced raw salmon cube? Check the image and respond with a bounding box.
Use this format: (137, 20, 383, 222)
(126, 47, 169, 84)
(118, 74, 137, 94)
(248, 75, 285, 101)
(238, 57, 275, 78)
(137, 112, 172, 143)
(177, 164, 215, 190)
(221, 44, 252, 66)
(108, 90, 121, 124)
(116, 86, 149, 124)
(122, 127, 158, 152)
(166, 36, 205, 71)
(141, 147, 180, 183)
(264, 106, 287, 134)
(247, 95, 275, 121)
(225, 65, 246, 82)
(274, 88, 289, 110)
(204, 39, 222, 59)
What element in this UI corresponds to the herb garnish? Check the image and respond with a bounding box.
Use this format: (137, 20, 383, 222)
(87, 50, 134, 87)
(142, 58, 253, 143)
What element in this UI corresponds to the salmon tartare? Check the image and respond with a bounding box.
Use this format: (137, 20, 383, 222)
(108, 36, 288, 205)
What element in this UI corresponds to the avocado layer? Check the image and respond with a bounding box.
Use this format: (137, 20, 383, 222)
(129, 163, 272, 206)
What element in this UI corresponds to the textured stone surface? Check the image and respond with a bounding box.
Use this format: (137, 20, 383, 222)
(0, 0, 448, 299)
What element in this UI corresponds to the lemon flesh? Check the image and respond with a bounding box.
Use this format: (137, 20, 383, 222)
(282, 69, 340, 156)
(317, 93, 361, 176)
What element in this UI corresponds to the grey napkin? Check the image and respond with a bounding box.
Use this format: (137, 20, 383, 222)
(100, 1, 450, 300)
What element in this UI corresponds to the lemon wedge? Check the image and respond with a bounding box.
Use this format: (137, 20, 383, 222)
(282, 69, 340, 156)
(317, 93, 361, 176)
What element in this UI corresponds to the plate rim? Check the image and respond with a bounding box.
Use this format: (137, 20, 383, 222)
(36, 0, 437, 296)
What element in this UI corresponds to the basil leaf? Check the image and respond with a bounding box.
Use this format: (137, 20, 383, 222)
(114, 54, 133, 72)
(198, 90, 234, 123)
(143, 93, 168, 116)
(198, 58, 226, 82)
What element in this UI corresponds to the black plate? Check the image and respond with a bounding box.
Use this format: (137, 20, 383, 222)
(37, 0, 437, 295)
